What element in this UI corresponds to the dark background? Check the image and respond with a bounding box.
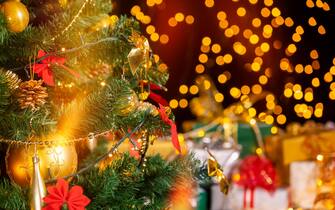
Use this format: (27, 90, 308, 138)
(114, 0, 335, 128)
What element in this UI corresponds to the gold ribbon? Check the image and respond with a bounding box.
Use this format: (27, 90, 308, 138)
(207, 149, 229, 194)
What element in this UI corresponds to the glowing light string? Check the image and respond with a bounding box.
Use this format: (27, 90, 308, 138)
(9, 36, 122, 73)
(46, 118, 146, 183)
(47, 0, 90, 42)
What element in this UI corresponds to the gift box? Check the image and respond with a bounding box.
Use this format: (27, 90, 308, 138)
(188, 122, 271, 158)
(237, 123, 271, 158)
(265, 123, 335, 186)
(290, 161, 317, 209)
(225, 184, 289, 210)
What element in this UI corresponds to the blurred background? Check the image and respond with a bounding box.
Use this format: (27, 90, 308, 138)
(112, 0, 335, 130)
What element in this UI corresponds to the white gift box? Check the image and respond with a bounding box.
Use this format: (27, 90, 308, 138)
(290, 161, 317, 209)
(221, 184, 288, 210)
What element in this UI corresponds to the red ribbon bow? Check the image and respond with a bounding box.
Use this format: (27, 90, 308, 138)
(148, 83, 168, 106)
(235, 155, 276, 208)
(33, 50, 80, 86)
(43, 179, 90, 210)
(139, 81, 168, 106)
(158, 104, 181, 153)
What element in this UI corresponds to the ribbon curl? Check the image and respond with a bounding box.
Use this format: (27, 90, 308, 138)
(207, 150, 229, 194)
(158, 104, 181, 153)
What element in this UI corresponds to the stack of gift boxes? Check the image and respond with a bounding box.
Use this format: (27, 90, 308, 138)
(188, 120, 335, 210)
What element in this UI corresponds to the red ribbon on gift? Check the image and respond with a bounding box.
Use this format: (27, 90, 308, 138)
(33, 50, 80, 86)
(158, 104, 181, 153)
(235, 155, 276, 208)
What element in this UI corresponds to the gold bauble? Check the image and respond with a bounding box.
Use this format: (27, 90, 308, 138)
(6, 139, 77, 187)
(0, 0, 29, 33)
(117, 91, 139, 116)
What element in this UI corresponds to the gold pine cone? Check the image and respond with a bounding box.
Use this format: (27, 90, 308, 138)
(17, 80, 48, 110)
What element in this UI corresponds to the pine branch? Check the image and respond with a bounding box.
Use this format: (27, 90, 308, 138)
(0, 179, 29, 210)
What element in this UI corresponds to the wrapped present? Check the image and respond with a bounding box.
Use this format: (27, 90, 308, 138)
(290, 161, 317, 209)
(226, 184, 288, 210)
(186, 121, 271, 158)
(237, 122, 271, 158)
(265, 121, 335, 185)
(196, 187, 208, 210)
(265, 121, 335, 166)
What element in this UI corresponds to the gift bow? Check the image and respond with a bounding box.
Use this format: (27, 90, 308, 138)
(207, 151, 229, 194)
(235, 155, 276, 208)
(33, 50, 80, 86)
(158, 104, 181, 153)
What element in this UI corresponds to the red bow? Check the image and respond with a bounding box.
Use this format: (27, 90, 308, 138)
(139, 81, 168, 106)
(33, 50, 80, 86)
(148, 83, 168, 106)
(235, 155, 276, 208)
(43, 179, 90, 210)
(158, 104, 181, 153)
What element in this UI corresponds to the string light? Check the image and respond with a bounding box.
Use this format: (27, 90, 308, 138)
(132, 0, 334, 124)
(48, 0, 90, 42)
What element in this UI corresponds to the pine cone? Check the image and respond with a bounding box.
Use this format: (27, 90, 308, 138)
(88, 63, 111, 78)
(0, 69, 21, 92)
(17, 80, 48, 110)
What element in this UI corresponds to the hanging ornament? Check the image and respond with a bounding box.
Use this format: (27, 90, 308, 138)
(127, 32, 151, 75)
(6, 138, 78, 187)
(137, 101, 159, 117)
(30, 152, 46, 210)
(17, 80, 48, 110)
(43, 179, 90, 210)
(87, 132, 97, 152)
(0, 0, 29, 33)
(116, 91, 139, 116)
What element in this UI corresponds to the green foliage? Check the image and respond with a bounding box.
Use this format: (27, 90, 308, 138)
(0, 70, 11, 114)
(0, 154, 198, 210)
(0, 180, 29, 210)
(75, 154, 197, 210)
(0, 107, 56, 140)
(0, 13, 9, 45)
(0, 0, 191, 208)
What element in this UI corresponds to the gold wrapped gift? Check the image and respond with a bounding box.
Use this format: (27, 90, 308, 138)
(265, 122, 335, 186)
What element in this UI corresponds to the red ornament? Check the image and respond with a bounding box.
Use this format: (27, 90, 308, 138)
(43, 179, 90, 210)
(158, 104, 181, 153)
(235, 155, 276, 208)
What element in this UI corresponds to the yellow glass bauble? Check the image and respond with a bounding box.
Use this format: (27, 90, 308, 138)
(117, 91, 139, 116)
(0, 0, 29, 33)
(5, 139, 77, 187)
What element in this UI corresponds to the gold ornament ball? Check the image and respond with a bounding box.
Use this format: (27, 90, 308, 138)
(6, 139, 77, 187)
(1, 0, 29, 33)
(117, 91, 139, 116)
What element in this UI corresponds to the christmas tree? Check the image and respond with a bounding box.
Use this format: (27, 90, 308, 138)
(0, 0, 196, 209)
